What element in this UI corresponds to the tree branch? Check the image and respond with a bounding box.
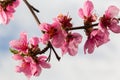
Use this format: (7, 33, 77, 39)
(23, 0, 41, 25)
(23, 0, 61, 61)
(66, 18, 120, 31)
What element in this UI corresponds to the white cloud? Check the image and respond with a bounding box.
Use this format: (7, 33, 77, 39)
(0, 0, 120, 80)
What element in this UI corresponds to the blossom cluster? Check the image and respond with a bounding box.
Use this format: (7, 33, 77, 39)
(40, 14, 82, 56)
(39, 0, 120, 55)
(0, 0, 120, 79)
(9, 32, 51, 79)
(0, 0, 20, 24)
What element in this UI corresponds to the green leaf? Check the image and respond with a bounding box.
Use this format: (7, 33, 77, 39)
(9, 48, 19, 54)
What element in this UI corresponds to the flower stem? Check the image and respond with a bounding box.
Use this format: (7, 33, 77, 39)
(66, 23, 98, 31)
(23, 0, 41, 25)
(48, 42, 61, 61)
(30, 5, 40, 13)
(67, 18, 120, 31)
(38, 44, 49, 54)
(46, 48, 52, 62)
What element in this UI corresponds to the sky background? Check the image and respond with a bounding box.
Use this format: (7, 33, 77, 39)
(0, 0, 120, 80)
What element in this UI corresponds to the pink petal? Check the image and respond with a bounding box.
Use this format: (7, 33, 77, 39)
(20, 32, 27, 43)
(0, 8, 8, 24)
(24, 57, 35, 63)
(40, 61, 51, 68)
(78, 8, 84, 19)
(40, 33, 50, 44)
(84, 38, 95, 54)
(9, 32, 28, 51)
(83, 0, 94, 17)
(30, 37, 39, 47)
(61, 42, 68, 55)
(12, 0, 20, 8)
(109, 19, 120, 33)
(38, 56, 51, 68)
(23, 64, 32, 79)
(72, 33, 82, 44)
(6, 11, 13, 21)
(61, 33, 82, 56)
(9, 40, 27, 51)
(6, 5, 15, 13)
(16, 61, 32, 79)
(92, 30, 109, 47)
(38, 55, 47, 60)
(68, 48, 77, 56)
(52, 21, 61, 29)
(12, 54, 23, 60)
(51, 32, 65, 48)
(15, 66, 22, 73)
(31, 64, 42, 76)
(0, 0, 19, 24)
(68, 41, 78, 56)
(68, 33, 82, 56)
(110, 25, 120, 33)
(105, 5, 119, 18)
(39, 23, 51, 31)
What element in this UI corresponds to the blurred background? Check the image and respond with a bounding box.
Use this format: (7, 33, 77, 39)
(0, 0, 120, 80)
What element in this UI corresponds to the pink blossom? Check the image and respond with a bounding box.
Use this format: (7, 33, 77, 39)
(99, 6, 120, 33)
(78, 0, 96, 22)
(0, 6, 8, 24)
(54, 14, 72, 29)
(37, 56, 51, 68)
(10, 32, 51, 79)
(15, 56, 41, 79)
(29, 37, 39, 47)
(109, 19, 120, 33)
(105, 6, 119, 18)
(84, 30, 109, 54)
(39, 23, 52, 44)
(0, 0, 20, 24)
(12, 0, 20, 8)
(9, 32, 28, 52)
(40, 22, 65, 48)
(15, 56, 50, 79)
(51, 30, 66, 48)
(61, 33, 82, 56)
(12, 54, 23, 60)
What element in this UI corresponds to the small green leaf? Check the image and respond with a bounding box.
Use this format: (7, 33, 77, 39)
(9, 48, 19, 54)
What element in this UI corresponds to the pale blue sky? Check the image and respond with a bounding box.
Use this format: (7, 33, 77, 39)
(0, 0, 120, 80)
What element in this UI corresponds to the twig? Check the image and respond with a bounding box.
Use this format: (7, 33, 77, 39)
(23, 0, 41, 25)
(48, 42, 61, 61)
(23, 0, 61, 61)
(66, 18, 120, 31)
(30, 5, 40, 13)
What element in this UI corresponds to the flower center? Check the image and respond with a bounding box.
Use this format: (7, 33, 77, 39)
(66, 33, 74, 42)
(48, 28, 57, 38)
(100, 15, 111, 27)
(0, 0, 15, 10)
(57, 14, 72, 29)
(84, 21, 93, 36)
